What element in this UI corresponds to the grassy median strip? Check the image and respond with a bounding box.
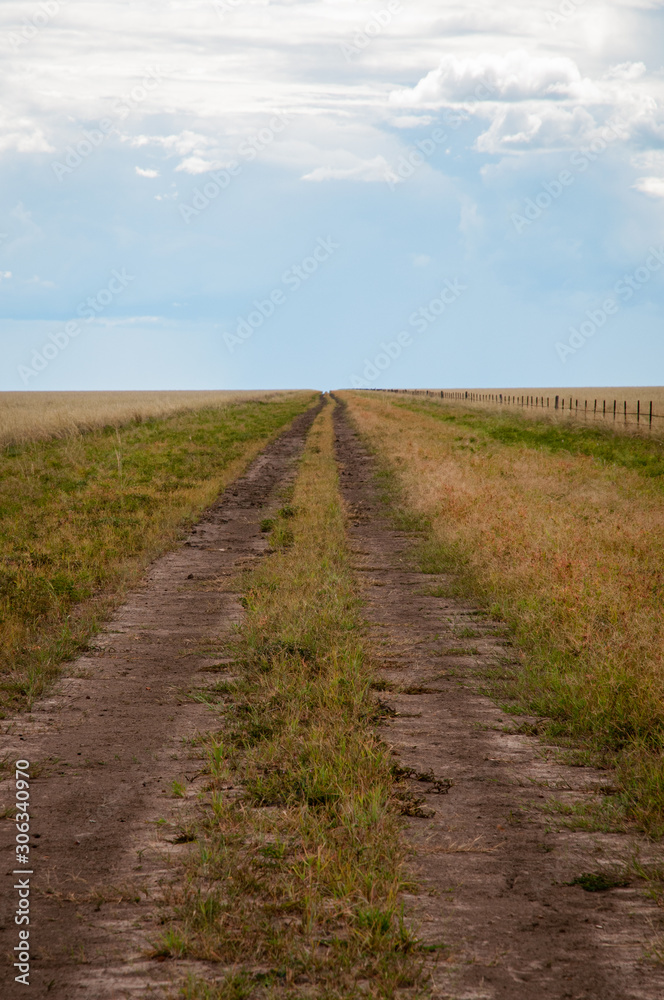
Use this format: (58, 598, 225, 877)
(343, 391, 664, 838)
(0, 393, 314, 714)
(163, 400, 422, 1000)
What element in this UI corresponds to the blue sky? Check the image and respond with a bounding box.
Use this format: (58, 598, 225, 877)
(1, 0, 664, 391)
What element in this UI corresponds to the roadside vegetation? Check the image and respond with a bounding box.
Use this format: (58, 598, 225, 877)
(164, 401, 423, 1000)
(0, 394, 314, 714)
(343, 391, 664, 837)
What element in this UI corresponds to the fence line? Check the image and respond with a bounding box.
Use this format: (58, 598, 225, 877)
(378, 389, 664, 431)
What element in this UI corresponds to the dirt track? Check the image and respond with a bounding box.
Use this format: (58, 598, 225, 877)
(333, 400, 664, 1000)
(0, 403, 321, 998)
(2, 397, 664, 999)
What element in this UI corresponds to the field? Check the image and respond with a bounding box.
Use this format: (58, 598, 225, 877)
(399, 386, 664, 434)
(0, 390, 285, 447)
(1, 389, 664, 999)
(0, 392, 315, 712)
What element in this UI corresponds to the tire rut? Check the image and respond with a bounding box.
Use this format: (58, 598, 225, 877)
(0, 400, 322, 999)
(333, 399, 664, 1000)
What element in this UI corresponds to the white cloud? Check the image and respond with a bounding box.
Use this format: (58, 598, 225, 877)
(0, 107, 53, 155)
(0, 1, 663, 184)
(25, 275, 56, 288)
(174, 156, 232, 174)
(98, 315, 161, 327)
(389, 115, 434, 129)
(302, 154, 394, 183)
(606, 61, 647, 81)
(135, 166, 159, 177)
(0, 271, 12, 280)
(127, 132, 212, 156)
(411, 254, 430, 267)
(391, 51, 583, 108)
(633, 176, 664, 198)
(475, 103, 599, 153)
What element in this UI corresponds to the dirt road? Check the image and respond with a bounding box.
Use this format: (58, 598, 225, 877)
(2, 396, 663, 999)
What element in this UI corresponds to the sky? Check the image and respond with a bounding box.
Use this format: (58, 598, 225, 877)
(1, 0, 664, 391)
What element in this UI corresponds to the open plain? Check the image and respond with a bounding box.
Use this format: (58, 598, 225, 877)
(1, 390, 663, 999)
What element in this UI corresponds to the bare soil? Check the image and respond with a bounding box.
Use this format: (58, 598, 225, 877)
(333, 401, 664, 1000)
(0, 403, 320, 999)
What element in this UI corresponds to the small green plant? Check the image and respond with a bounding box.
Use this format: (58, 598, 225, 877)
(568, 871, 630, 892)
(153, 928, 188, 959)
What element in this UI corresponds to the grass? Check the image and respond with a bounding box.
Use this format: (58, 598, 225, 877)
(0, 393, 315, 713)
(342, 390, 664, 837)
(392, 396, 664, 480)
(0, 390, 288, 447)
(398, 386, 664, 436)
(159, 400, 425, 999)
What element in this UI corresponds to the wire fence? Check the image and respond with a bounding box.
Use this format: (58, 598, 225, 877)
(379, 388, 664, 433)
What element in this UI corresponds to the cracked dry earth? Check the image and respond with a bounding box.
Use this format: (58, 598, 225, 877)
(333, 403, 664, 1000)
(0, 403, 321, 1000)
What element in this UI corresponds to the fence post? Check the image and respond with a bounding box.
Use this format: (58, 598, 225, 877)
(594, 399, 597, 416)
(555, 395, 559, 410)
(637, 400, 640, 425)
(613, 400, 616, 420)
(624, 400, 627, 423)
(650, 401, 653, 428)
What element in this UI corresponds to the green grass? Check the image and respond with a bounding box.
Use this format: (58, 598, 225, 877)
(159, 402, 426, 999)
(392, 397, 664, 481)
(0, 394, 315, 713)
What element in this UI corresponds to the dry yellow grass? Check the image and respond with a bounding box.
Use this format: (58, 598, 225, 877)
(396, 386, 664, 435)
(342, 390, 664, 833)
(0, 390, 289, 447)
